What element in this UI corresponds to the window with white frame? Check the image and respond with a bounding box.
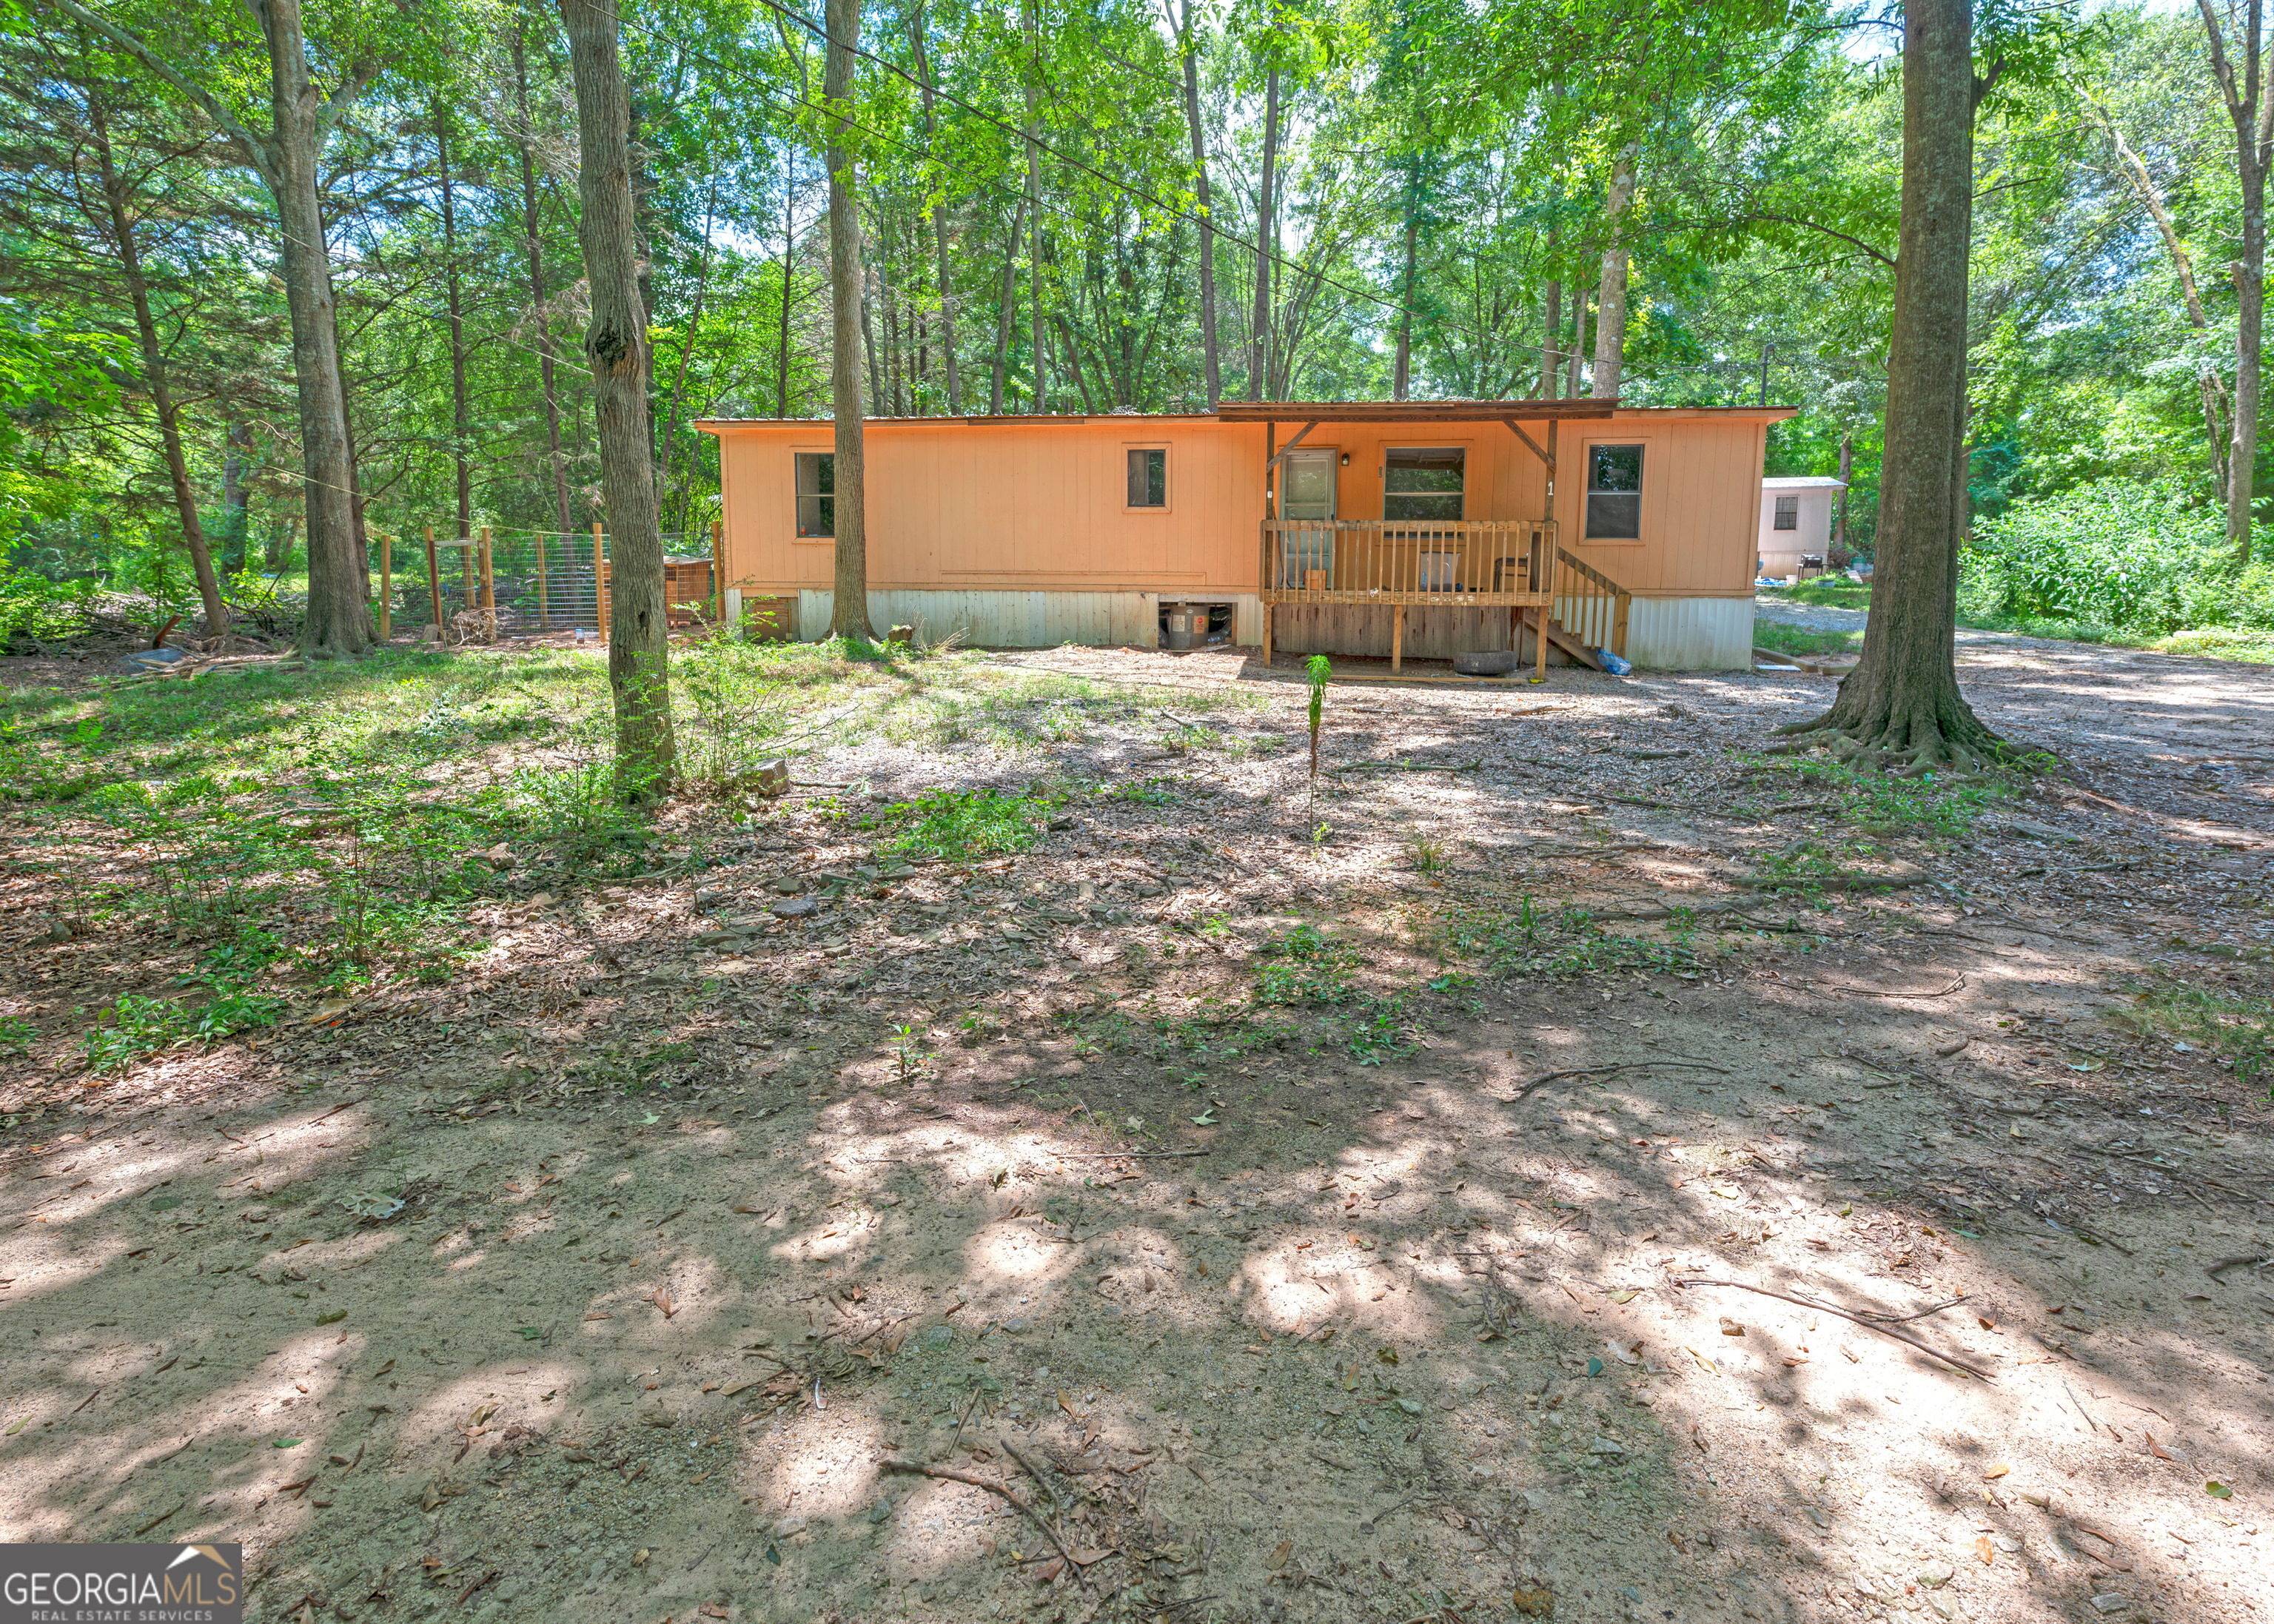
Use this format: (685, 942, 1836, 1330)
(1584, 444, 1643, 540)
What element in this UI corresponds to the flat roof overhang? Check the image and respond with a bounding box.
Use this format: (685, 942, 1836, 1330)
(1215, 398, 1617, 423)
(696, 400, 1800, 431)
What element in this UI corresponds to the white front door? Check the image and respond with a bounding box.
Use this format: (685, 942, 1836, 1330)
(1281, 450, 1337, 520)
(1279, 450, 1337, 587)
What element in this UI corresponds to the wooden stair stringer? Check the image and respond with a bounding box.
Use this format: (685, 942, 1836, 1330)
(1529, 608, 1608, 672)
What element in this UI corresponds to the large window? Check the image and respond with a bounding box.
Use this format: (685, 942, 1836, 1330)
(1585, 443, 1643, 540)
(1773, 494, 1799, 531)
(1126, 448, 1167, 508)
(1383, 447, 1464, 522)
(795, 452, 834, 537)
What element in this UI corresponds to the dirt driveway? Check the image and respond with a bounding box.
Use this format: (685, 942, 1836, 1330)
(1, 631, 2269, 1624)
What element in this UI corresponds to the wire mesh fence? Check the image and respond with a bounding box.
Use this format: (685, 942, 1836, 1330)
(377, 529, 720, 640)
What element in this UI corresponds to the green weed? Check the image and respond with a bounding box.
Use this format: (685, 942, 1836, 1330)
(1255, 924, 1358, 1006)
(84, 987, 283, 1073)
(869, 786, 1057, 860)
(0, 1015, 35, 1056)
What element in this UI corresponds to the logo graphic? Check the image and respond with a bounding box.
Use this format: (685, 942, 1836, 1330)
(1, 1541, 242, 1623)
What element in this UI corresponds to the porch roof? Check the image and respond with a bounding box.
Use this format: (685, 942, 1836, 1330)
(1215, 397, 1618, 423)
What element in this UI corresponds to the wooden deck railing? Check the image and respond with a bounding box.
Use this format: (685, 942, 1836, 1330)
(1259, 519, 1557, 603)
(1551, 547, 1631, 659)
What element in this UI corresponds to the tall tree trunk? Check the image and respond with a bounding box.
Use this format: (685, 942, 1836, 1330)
(1251, 64, 1281, 400)
(560, 0, 674, 790)
(990, 191, 1025, 413)
(1783, 0, 1999, 768)
(1591, 146, 1637, 400)
(1834, 431, 1853, 557)
(1170, 0, 1220, 406)
(436, 101, 474, 546)
(2087, 99, 2232, 502)
(221, 417, 253, 575)
(825, 0, 873, 639)
(84, 84, 228, 642)
(2192, 0, 2267, 558)
(51, 0, 370, 651)
(778, 160, 797, 417)
(1566, 289, 1584, 396)
(910, 3, 961, 413)
(513, 27, 574, 535)
(1539, 278, 1561, 398)
(861, 246, 882, 412)
(660, 181, 719, 535)
(1024, 0, 1044, 412)
(261, 0, 367, 655)
(1392, 200, 1418, 400)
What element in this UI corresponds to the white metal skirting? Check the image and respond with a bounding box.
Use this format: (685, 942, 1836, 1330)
(796, 590, 1198, 648)
(1623, 597, 1753, 670)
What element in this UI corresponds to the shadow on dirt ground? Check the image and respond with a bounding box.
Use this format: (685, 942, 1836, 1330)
(2, 632, 2271, 1624)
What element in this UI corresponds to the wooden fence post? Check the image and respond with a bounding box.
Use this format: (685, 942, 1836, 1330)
(592, 520, 607, 643)
(378, 532, 392, 642)
(478, 526, 495, 639)
(423, 526, 443, 637)
(535, 531, 549, 629)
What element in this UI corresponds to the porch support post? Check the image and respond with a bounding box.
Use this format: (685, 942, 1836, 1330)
(1532, 608, 1549, 683)
(1391, 605, 1403, 673)
(1261, 603, 1274, 665)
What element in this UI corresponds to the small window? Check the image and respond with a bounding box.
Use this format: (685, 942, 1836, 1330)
(1384, 447, 1463, 522)
(795, 452, 834, 537)
(1127, 448, 1167, 508)
(1585, 443, 1643, 540)
(1773, 494, 1800, 531)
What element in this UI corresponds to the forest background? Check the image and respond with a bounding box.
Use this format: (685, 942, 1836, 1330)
(0, 0, 2258, 651)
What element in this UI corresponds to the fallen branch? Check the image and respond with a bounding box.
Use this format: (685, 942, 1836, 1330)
(2206, 1252, 2273, 1278)
(1820, 976, 1966, 999)
(1053, 1148, 1210, 1160)
(1674, 1278, 1996, 1380)
(1330, 758, 1483, 775)
(1731, 871, 1933, 892)
(881, 1456, 1091, 1586)
(1515, 1059, 1731, 1100)
(1858, 1295, 1970, 1326)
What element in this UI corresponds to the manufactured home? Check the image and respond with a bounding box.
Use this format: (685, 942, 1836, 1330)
(1757, 474, 1846, 582)
(697, 399, 1795, 671)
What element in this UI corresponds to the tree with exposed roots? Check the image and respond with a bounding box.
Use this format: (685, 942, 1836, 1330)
(1778, 0, 2013, 775)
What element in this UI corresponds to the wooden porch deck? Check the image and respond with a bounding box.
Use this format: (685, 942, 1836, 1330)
(1256, 518, 1630, 675)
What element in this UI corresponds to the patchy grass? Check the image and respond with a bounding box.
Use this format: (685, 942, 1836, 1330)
(0, 637, 1249, 1021)
(1437, 893, 1703, 979)
(1760, 577, 1871, 610)
(1752, 620, 1859, 659)
(1731, 754, 2016, 838)
(2115, 979, 2274, 1087)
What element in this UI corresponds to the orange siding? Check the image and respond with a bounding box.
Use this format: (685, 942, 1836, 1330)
(701, 409, 1777, 603)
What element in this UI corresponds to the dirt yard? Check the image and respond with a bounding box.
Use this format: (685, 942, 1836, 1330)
(1, 628, 2270, 1624)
